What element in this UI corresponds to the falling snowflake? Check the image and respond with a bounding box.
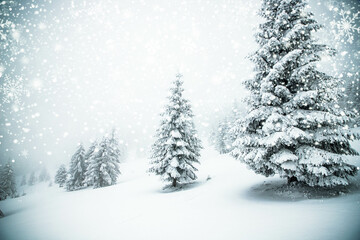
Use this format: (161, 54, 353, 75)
(0, 18, 23, 60)
(0, 19, 13, 41)
(330, 10, 360, 44)
(0, 75, 26, 104)
(21, 149, 29, 158)
(72, 1, 107, 19)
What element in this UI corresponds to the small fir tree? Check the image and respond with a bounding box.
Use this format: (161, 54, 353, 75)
(345, 77, 360, 124)
(0, 162, 17, 200)
(28, 171, 36, 186)
(108, 129, 123, 162)
(85, 136, 121, 188)
(231, 0, 358, 187)
(39, 167, 50, 182)
(84, 141, 98, 172)
(54, 164, 67, 187)
(83, 141, 98, 187)
(149, 74, 202, 187)
(66, 144, 86, 191)
(213, 100, 244, 154)
(214, 118, 232, 154)
(20, 175, 27, 186)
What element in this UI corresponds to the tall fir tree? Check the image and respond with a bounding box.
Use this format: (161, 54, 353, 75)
(149, 74, 202, 187)
(85, 135, 121, 188)
(66, 144, 86, 191)
(55, 164, 67, 187)
(231, 0, 358, 187)
(0, 162, 17, 200)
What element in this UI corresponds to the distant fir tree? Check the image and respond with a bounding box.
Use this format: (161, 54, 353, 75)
(121, 144, 128, 160)
(83, 141, 98, 187)
(0, 162, 17, 200)
(231, 0, 358, 187)
(214, 118, 232, 154)
(20, 175, 27, 186)
(84, 141, 98, 172)
(226, 100, 245, 149)
(85, 135, 121, 188)
(108, 129, 124, 163)
(345, 77, 360, 124)
(66, 144, 86, 191)
(28, 171, 36, 186)
(212, 101, 244, 154)
(39, 167, 50, 182)
(54, 164, 67, 187)
(149, 74, 202, 187)
(208, 125, 218, 146)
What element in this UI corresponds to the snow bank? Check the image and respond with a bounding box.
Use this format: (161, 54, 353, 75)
(0, 147, 359, 240)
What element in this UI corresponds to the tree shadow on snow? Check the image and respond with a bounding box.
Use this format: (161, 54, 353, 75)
(160, 181, 206, 194)
(245, 176, 360, 202)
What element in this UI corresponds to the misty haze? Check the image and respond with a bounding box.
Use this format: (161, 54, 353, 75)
(0, 0, 359, 240)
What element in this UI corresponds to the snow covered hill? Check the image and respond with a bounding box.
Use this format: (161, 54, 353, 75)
(0, 146, 359, 240)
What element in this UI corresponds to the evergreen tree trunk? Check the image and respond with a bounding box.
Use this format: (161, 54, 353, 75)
(287, 176, 298, 185)
(172, 178, 177, 187)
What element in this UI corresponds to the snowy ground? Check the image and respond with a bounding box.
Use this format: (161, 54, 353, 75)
(1, 144, 360, 240)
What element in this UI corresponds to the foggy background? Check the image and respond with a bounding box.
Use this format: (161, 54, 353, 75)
(0, 0, 359, 174)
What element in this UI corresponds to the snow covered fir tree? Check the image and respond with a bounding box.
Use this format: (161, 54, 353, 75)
(230, 0, 359, 187)
(66, 144, 86, 191)
(0, 162, 17, 200)
(20, 175, 27, 186)
(39, 167, 50, 182)
(213, 118, 232, 154)
(84, 140, 98, 171)
(54, 165, 67, 187)
(211, 102, 244, 155)
(28, 171, 37, 186)
(149, 74, 202, 188)
(345, 78, 360, 124)
(84, 133, 121, 188)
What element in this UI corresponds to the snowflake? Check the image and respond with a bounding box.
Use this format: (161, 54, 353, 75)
(21, 149, 29, 158)
(0, 19, 13, 41)
(330, 10, 360, 44)
(0, 75, 26, 104)
(0, 18, 23, 58)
